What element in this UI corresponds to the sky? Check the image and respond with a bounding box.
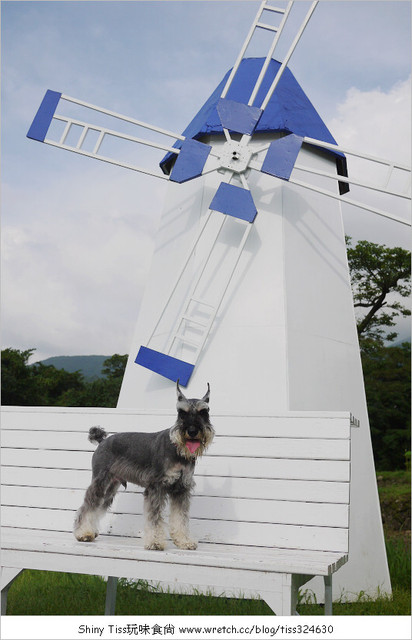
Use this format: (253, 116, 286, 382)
(1, 0, 411, 363)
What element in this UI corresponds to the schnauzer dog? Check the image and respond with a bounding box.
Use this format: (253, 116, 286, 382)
(73, 381, 214, 550)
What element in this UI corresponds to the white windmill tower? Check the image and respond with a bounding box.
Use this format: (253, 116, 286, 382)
(27, 1, 410, 603)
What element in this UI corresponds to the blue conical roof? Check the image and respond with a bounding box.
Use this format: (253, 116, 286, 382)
(161, 58, 348, 192)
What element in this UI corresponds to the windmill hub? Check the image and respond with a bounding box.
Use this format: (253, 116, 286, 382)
(218, 140, 253, 173)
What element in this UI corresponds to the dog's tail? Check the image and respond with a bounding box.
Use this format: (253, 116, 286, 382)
(88, 426, 107, 444)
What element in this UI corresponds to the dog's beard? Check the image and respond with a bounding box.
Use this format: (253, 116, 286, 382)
(170, 423, 214, 460)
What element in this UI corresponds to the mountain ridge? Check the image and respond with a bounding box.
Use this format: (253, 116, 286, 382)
(35, 355, 111, 380)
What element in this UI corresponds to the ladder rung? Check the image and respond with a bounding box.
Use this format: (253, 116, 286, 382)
(189, 297, 216, 310)
(264, 5, 286, 14)
(174, 334, 202, 348)
(181, 315, 209, 328)
(59, 121, 72, 145)
(76, 126, 89, 150)
(256, 21, 279, 32)
(93, 130, 105, 154)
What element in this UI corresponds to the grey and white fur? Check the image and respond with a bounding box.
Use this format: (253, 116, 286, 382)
(73, 381, 214, 550)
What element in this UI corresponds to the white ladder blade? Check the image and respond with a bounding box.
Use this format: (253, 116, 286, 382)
(145, 209, 216, 346)
(289, 176, 411, 226)
(61, 94, 185, 142)
(303, 136, 411, 174)
(220, 1, 295, 109)
(248, 2, 293, 107)
(29, 91, 219, 181)
(164, 219, 254, 365)
(293, 160, 410, 200)
(44, 139, 170, 181)
(252, 135, 411, 209)
(44, 112, 182, 179)
(143, 169, 256, 373)
(220, 0, 270, 100)
(260, 1, 318, 111)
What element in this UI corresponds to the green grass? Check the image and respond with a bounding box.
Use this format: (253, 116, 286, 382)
(377, 470, 411, 500)
(5, 536, 410, 616)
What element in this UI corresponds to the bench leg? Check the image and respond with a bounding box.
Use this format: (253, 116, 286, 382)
(262, 575, 299, 615)
(324, 575, 333, 615)
(105, 576, 118, 615)
(1, 588, 9, 616)
(1, 568, 24, 615)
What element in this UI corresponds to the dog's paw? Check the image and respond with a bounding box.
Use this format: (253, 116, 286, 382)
(173, 538, 198, 550)
(74, 531, 97, 542)
(144, 541, 166, 551)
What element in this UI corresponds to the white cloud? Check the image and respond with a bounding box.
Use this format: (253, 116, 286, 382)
(326, 78, 411, 248)
(2, 165, 165, 361)
(328, 77, 411, 164)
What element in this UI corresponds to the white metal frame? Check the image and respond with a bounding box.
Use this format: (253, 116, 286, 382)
(251, 136, 411, 225)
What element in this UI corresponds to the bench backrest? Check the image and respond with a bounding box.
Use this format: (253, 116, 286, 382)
(2, 407, 351, 554)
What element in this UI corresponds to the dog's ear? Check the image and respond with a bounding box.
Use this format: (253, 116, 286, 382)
(195, 383, 210, 412)
(202, 383, 210, 404)
(176, 379, 190, 411)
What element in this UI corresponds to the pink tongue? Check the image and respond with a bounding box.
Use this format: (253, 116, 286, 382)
(186, 440, 201, 454)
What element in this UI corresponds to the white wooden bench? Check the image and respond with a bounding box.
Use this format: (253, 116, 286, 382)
(1, 406, 353, 616)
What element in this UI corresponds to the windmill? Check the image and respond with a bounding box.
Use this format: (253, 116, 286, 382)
(27, 0, 410, 603)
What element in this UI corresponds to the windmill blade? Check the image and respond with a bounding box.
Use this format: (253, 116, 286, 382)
(135, 166, 257, 386)
(27, 90, 216, 181)
(253, 135, 411, 226)
(169, 0, 319, 216)
(220, 1, 294, 104)
(216, 1, 318, 141)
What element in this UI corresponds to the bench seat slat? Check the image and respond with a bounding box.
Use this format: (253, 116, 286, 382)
(2, 507, 349, 553)
(2, 486, 350, 528)
(1, 529, 348, 576)
(2, 467, 350, 503)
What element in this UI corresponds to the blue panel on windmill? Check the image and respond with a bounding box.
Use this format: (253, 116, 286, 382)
(209, 182, 257, 222)
(135, 346, 194, 386)
(169, 139, 212, 183)
(160, 58, 349, 194)
(261, 134, 304, 180)
(27, 90, 62, 142)
(216, 98, 262, 135)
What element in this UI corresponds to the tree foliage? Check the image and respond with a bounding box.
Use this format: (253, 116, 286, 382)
(346, 237, 411, 347)
(1, 350, 127, 408)
(361, 341, 410, 470)
(1, 348, 39, 406)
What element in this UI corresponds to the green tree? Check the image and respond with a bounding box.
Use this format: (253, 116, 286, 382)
(59, 354, 128, 407)
(1, 348, 39, 405)
(361, 342, 411, 470)
(1, 348, 86, 406)
(346, 238, 411, 470)
(102, 354, 128, 379)
(346, 237, 411, 347)
(31, 362, 85, 405)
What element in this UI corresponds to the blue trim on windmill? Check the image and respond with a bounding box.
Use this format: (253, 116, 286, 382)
(210, 183, 257, 222)
(27, 90, 62, 142)
(261, 134, 304, 181)
(216, 98, 263, 135)
(160, 58, 348, 194)
(169, 139, 212, 183)
(135, 347, 194, 386)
